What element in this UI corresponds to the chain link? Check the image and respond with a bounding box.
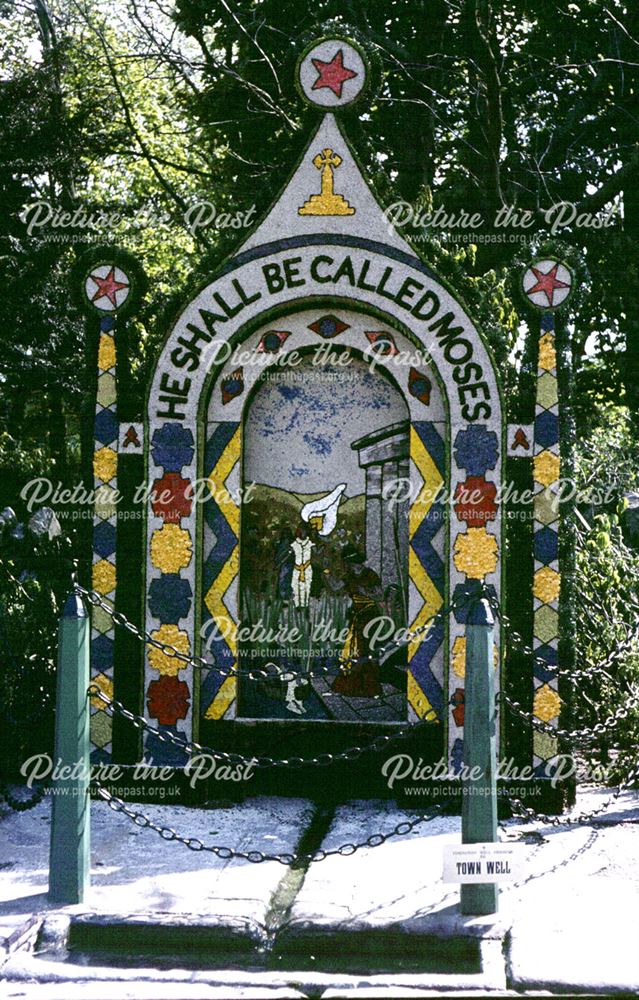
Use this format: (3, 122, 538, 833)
(93, 780, 443, 865)
(95, 774, 636, 861)
(500, 686, 639, 741)
(508, 626, 635, 685)
(491, 600, 639, 686)
(89, 678, 637, 772)
(0, 783, 47, 812)
(82, 577, 639, 754)
(85, 579, 624, 690)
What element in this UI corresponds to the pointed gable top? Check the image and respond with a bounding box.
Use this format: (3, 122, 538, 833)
(237, 113, 413, 257)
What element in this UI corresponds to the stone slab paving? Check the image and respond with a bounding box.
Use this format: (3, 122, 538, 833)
(275, 800, 506, 989)
(285, 791, 639, 993)
(282, 800, 462, 931)
(1, 789, 639, 995)
(3, 976, 304, 1000)
(504, 799, 639, 994)
(0, 795, 314, 963)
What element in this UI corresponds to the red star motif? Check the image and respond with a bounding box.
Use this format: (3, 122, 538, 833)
(311, 49, 358, 98)
(527, 264, 569, 307)
(90, 267, 129, 308)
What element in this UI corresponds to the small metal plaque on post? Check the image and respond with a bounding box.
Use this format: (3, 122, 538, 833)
(443, 843, 527, 883)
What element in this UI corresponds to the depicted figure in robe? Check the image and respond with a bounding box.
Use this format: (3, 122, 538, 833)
(291, 524, 315, 609)
(331, 544, 384, 697)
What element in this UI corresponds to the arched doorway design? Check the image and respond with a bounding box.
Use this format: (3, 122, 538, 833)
(199, 307, 450, 728)
(198, 303, 450, 730)
(144, 273, 501, 767)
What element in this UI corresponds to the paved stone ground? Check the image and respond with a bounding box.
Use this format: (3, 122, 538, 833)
(1, 789, 638, 996)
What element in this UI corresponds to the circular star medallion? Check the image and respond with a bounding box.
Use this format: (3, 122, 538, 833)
(296, 37, 367, 109)
(84, 262, 131, 313)
(522, 258, 573, 310)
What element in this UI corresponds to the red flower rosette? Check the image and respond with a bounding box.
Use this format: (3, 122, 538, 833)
(453, 476, 498, 526)
(146, 675, 190, 726)
(151, 472, 192, 523)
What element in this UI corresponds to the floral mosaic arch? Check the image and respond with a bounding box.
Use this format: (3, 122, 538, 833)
(144, 265, 503, 768)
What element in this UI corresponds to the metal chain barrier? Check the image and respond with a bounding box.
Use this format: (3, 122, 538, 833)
(506, 622, 637, 686)
(74, 583, 464, 682)
(88, 679, 639, 786)
(95, 773, 635, 862)
(80, 577, 639, 753)
(93, 780, 444, 865)
(489, 597, 639, 687)
(88, 684, 438, 769)
(78, 578, 633, 696)
(506, 759, 639, 828)
(0, 783, 47, 812)
(500, 687, 639, 741)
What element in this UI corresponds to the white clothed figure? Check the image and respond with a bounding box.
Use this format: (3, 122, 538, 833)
(291, 537, 314, 608)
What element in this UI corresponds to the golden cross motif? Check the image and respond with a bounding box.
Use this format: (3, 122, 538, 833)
(313, 148, 343, 198)
(299, 147, 355, 216)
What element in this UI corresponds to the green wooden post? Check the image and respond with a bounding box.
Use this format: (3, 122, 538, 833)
(48, 592, 91, 904)
(460, 597, 498, 915)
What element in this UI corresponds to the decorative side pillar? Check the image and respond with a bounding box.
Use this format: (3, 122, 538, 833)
(531, 314, 562, 769)
(77, 251, 142, 762)
(522, 258, 574, 775)
(450, 423, 500, 770)
(90, 312, 119, 760)
(145, 421, 196, 760)
(408, 421, 447, 723)
(200, 421, 241, 724)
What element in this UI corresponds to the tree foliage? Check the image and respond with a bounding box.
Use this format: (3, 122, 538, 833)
(2, 0, 637, 418)
(573, 405, 639, 775)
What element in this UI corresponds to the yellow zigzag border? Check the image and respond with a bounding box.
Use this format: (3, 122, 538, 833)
(407, 426, 444, 718)
(203, 427, 241, 720)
